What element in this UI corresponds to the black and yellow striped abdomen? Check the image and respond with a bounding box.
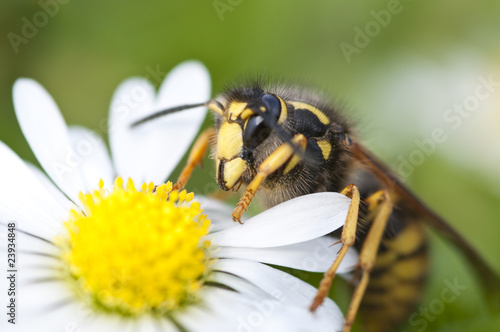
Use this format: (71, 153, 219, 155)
(359, 215, 428, 332)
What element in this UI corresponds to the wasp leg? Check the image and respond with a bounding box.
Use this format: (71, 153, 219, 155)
(172, 128, 215, 191)
(310, 184, 361, 312)
(232, 134, 307, 223)
(343, 190, 393, 332)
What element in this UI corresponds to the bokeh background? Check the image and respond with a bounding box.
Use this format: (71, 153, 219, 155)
(1, 1, 499, 331)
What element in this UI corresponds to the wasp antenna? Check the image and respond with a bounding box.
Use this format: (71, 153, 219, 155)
(130, 102, 208, 128)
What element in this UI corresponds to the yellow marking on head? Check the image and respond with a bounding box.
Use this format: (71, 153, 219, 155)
(208, 100, 224, 116)
(227, 102, 251, 122)
(217, 122, 243, 160)
(289, 101, 330, 125)
(221, 157, 247, 189)
(277, 96, 287, 124)
(317, 141, 332, 160)
(240, 108, 254, 121)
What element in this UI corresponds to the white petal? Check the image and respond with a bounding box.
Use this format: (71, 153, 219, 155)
(79, 314, 122, 332)
(181, 283, 340, 332)
(0, 142, 68, 238)
(156, 318, 178, 332)
(196, 286, 338, 332)
(174, 288, 242, 331)
(109, 78, 156, 183)
(195, 196, 248, 232)
(129, 316, 156, 332)
(210, 192, 350, 248)
(15, 231, 61, 270)
(174, 305, 223, 331)
(216, 259, 344, 330)
(13, 78, 86, 202)
(206, 273, 338, 331)
(25, 162, 74, 212)
(68, 126, 114, 191)
(19, 298, 108, 332)
(0, 209, 55, 241)
(15, 256, 148, 332)
(152, 60, 210, 178)
(215, 235, 358, 273)
(132, 316, 176, 332)
(176, 287, 266, 332)
(256, 304, 343, 332)
(109, 61, 210, 184)
(209, 271, 268, 299)
(17, 280, 71, 310)
(16, 301, 82, 332)
(16, 268, 79, 331)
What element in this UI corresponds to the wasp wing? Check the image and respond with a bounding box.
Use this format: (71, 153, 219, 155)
(351, 141, 500, 312)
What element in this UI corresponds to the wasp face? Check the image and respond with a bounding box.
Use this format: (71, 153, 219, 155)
(213, 90, 288, 191)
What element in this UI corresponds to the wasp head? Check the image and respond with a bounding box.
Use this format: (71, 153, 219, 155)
(211, 89, 288, 191)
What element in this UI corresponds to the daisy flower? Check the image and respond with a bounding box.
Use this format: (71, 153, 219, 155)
(0, 61, 357, 331)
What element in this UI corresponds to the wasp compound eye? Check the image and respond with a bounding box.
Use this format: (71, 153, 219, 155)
(261, 94, 281, 121)
(243, 115, 271, 151)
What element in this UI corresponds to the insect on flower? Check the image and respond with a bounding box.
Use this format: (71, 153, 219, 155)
(132, 76, 500, 332)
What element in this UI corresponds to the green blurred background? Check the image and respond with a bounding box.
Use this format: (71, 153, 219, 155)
(1, 1, 499, 331)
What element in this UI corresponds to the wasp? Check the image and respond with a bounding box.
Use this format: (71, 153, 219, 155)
(132, 80, 500, 332)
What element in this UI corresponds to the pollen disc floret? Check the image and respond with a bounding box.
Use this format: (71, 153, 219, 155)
(57, 177, 212, 316)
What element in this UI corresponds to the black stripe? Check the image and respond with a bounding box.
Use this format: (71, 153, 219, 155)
(365, 286, 387, 294)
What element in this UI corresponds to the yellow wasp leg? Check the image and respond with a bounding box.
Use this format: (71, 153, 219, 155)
(343, 190, 393, 332)
(310, 184, 361, 311)
(232, 134, 307, 223)
(173, 128, 215, 190)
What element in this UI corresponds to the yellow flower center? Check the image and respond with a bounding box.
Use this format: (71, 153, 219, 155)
(57, 177, 212, 316)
